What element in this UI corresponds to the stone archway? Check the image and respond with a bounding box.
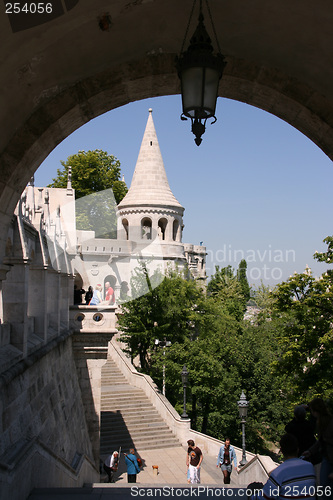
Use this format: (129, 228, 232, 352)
(1, 1, 333, 266)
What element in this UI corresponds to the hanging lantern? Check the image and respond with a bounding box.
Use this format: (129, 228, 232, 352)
(176, 0, 226, 146)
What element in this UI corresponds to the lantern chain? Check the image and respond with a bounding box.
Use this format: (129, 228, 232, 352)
(204, 0, 222, 54)
(180, 0, 198, 54)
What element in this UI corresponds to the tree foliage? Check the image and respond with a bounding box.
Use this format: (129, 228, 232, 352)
(48, 149, 127, 237)
(117, 264, 204, 371)
(119, 263, 287, 455)
(118, 238, 333, 456)
(270, 239, 333, 404)
(237, 259, 251, 302)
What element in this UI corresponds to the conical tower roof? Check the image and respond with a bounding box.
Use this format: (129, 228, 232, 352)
(118, 109, 184, 212)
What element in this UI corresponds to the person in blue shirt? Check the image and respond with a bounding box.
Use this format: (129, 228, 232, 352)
(217, 438, 238, 484)
(89, 284, 102, 305)
(250, 433, 316, 500)
(124, 448, 141, 483)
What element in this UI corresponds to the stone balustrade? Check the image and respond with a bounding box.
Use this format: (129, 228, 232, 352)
(69, 304, 118, 334)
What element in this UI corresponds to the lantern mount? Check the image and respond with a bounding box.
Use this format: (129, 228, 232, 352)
(176, 0, 226, 146)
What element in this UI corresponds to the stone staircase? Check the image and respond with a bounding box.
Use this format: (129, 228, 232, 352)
(100, 358, 182, 455)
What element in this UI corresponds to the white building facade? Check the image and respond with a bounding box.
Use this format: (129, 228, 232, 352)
(11, 109, 207, 310)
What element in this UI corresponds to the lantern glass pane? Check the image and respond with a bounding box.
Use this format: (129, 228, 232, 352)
(239, 406, 247, 419)
(181, 67, 204, 118)
(203, 67, 220, 116)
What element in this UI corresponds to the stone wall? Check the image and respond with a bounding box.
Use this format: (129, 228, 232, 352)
(0, 333, 99, 500)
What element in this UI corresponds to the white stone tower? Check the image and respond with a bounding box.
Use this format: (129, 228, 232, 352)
(117, 108, 185, 262)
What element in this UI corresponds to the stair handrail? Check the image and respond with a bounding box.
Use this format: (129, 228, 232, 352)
(108, 336, 191, 444)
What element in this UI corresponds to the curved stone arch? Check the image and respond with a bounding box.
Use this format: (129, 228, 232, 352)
(2, 56, 332, 209)
(1, 54, 333, 260)
(141, 216, 152, 240)
(121, 218, 129, 241)
(158, 217, 168, 241)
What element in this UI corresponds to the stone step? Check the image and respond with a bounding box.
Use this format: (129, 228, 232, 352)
(101, 392, 148, 401)
(100, 358, 181, 453)
(101, 387, 141, 394)
(101, 418, 166, 430)
(101, 408, 160, 417)
(101, 373, 127, 380)
(101, 431, 181, 444)
(101, 424, 172, 437)
(101, 412, 162, 424)
(101, 401, 154, 410)
(100, 437, 181, 452)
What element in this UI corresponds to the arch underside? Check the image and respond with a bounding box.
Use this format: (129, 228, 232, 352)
(1, 53, 332, 219)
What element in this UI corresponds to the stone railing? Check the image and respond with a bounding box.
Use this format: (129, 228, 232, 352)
(109, 335, 278, 486)
(69, 304, 118, 333)
(186, 429, 277, 486)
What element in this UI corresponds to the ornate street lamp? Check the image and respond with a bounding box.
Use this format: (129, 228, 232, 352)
(176, 0, 226, 146)
(237, 390, 249, 466)
(181, 365, 189, 419)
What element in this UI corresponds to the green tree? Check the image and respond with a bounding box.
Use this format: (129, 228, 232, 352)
(207, 265, 246, 321)
(117, 265, 205, 371)
(48, 149, 127, 237)
(270, 239, 333, 403)
(118, 263, 290, 455)
(237, 259, 251, 303)
(251, 281, 275, 311)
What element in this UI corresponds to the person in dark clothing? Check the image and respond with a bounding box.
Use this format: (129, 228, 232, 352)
(74, 285, 85, 304)
(186, 439, 203, 484)
(85, 286, 93, 304)
(285, 405, 316, 456)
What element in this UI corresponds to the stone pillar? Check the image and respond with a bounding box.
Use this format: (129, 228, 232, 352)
(60, 273, 70, 329)
(166, 216, 174, 241)
(0, 264, 10, 322)
(114, 284, 121, 303)
(3, 260, 30, 356)
(46, 269, 59, 335)
(72, 332, 113, 467)
(28, 267, 48, 341)
(0, 264, 11, 347)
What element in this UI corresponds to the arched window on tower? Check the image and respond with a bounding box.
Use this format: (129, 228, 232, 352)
(141, 217, 152, 240)
(158, 218, 168, 240)
(173, 220, 179, 241)
(122, 218, 129, 240)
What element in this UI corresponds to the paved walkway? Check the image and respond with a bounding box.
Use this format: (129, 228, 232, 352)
(99, 445, 242, 486)
(28, 446, 247, 499)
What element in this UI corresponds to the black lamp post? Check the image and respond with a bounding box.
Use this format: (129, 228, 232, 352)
(176, 0, 226, 146)
(181, 365, 189, 418)
(237, 390, 249, 466)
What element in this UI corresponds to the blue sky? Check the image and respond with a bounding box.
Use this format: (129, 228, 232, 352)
(35, 95, 333, 288)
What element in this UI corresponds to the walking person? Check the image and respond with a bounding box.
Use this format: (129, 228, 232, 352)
(186, 439, 203, 484)
(217, 438, 238, 484)
(124, 449, 140, 483)
(103, 451, 119, 483)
